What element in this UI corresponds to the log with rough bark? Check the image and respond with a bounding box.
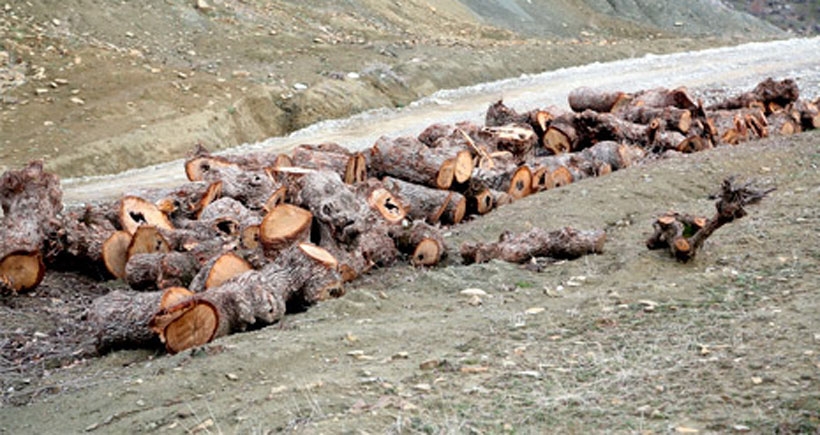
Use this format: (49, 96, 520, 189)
(89, 289, 165, 352)
(618, 106, 692, 134)
(767, 110, 802, 136)
(291, 143, 365, 184)
(0, 161, 63, 292)
(188, 251, 254, 293)
(52, 204, 119, 275)
(647, 177, 774, 262)
(542, 113, 578, 155)
(479, 125, 538, 164)
(356, 178, 407, 225)
(630, 87, 698, 111)
(370, 136, 473, 189)
(382, 176, 466, 225)
(389, 221, 447, 267)
(259, 204, 313, 257)
(707, 78, 799, 112)
(568, 87, 632, 113)
(149, 242, 340, 353)
(460, 178, 495, 216)
(792, 100, 820, 130)
(199, 165, 278, 211)
(184, 144, 282, 181)
(149, 270, 286, 353)
(460, 227, 606, 264)
(709, 108, 768, 145)
(128, 181, 223, 222)
(125, 251, 200, 291)
(102, 230, 132, 279)
(470, 161, 533, 200)
(119, 196, 174, 235)
(292, 170, 371, 245)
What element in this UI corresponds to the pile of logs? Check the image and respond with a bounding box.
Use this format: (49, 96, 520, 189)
(0, 77, 815, 355)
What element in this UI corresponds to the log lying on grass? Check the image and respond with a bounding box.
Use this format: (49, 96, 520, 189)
(0, 161, 62, 292)
(647, 177, 774, 262)
(461, 227, 606, 264)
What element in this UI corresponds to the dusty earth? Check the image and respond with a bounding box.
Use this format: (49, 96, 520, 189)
(2, 1, 820, 434)
(1, 0, 781, 178)
(1, 130, 819, 433)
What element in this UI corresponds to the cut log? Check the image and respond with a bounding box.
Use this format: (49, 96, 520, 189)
(707, 78, 799, 112)
(0, 161, 63, 292)
(370, 136, 472, 189)
(479, 125, 538, 164)
(259, 204, 313, 256)
(160, 286, 195, 309)
(485, 100, 530, 127)
(293, 171, 371, 245)
(356, 178, 407, 225)
(618, 106, 692, 133)
(89, 289, 164, 352)
(291, 143, 359, 184)
(630, 87, 698, 111)
(188, 251, 254, 293)
(199, 165, 278, 211)
(149, 269, 286, 353)
(471, 163, 533, 200)
(53, 204, 119, 274)
(126, 225, 171, 259)
(568, 87, 632, 113)
(389, 221, 447, 267)
(125, 252, 200, 291)
(119, 196, 174, 235)
(792, 100, 820, 130)
(102, 230, 132, 279)
(184, 144, 283, 181)
(382, 176, 466, 225)
(767, 111, 802, 136)
(647, 177, 773, 262)
(128, 181, 223, 222)
(542, 113, 578, 155)
(461, 178, 495, 216)
(461, 227, 606, 264)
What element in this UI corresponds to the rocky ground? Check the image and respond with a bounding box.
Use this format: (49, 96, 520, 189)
(1, 0, 780, 178)
(2, 1, 820, 434)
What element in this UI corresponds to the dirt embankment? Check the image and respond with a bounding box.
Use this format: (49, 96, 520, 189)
(1, 0, 780, 178)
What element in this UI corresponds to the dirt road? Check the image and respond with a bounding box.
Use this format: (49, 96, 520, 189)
(62, 37, 820, 204)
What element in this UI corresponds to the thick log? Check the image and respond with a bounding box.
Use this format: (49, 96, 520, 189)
(260, 204, 313, 257)
(119, 196, 174, 235)
(792, 100, 820, 130)
(124, 252, 200, 291)
(102, 231, 132, 279)
(485, 100, 530, 127)
(767, 110, 802, 136)
(470, 162, 533, 200)
(291, 143, 361, 184)
(89, 289, 164, 352)
(52, 204, 119, 275)
(707, 78, 799, 112)
(127, 181, 222, 222)
(630, 87, 698, 111)
(647, 177, 773, 262)
(542, 113, 578, 155)
(356, 178, 407, 225)
(293, 171, 371, 245)
(479, 125, 538, 164)
(382, 176, 466, 225)
(188, 252, 254, 293)
(150, 243, 340, 353)
(461, 227, 606, 264)
(150, 269, 286, 353)
(461, 178, 495, 216)
(568, 87, 632, 113)
(184, 144, 282, 181)
(389, 221, 447, 267)
(0, 161, 62, 292)
(199, 165, 278, 211)
(370, 136, 472, 189)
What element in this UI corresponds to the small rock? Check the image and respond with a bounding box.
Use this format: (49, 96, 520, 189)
(52, 18, 61, 26)
(43, 121, 54, 127)
(419, 359, 440, 370)
(54, 78, 68, 85)
(413, 383, 431, 392)
(136, 399, 145, 407)
(69, 97, 85, 105)
(231, 70, 250, 78)
(733, 425, 751, 433)
(125, 31, 134, 38)
(196, 0, 213, 12)
(225, 373, 239, 381)
(35, 88, 49, 96)
(460, 288, 487, 297)
(751, 376, 763, 385)
(347, 72, 360, 79)
(468, 295, 482, 306)
(293, 83, 308, 91)
(525, 307, 545, 315)
(177, 72, 188, 79)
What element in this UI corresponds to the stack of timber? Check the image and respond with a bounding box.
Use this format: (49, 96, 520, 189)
(1, 77, 815, 355)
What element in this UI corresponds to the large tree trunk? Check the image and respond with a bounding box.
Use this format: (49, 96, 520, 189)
(0, 161, 63, 292)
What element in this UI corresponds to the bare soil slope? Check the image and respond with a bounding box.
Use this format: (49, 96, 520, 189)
(1, 0, 778, 177)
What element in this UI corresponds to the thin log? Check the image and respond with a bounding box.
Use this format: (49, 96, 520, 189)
(461, 227, 606, 264)
(647, 177, 774, 262)
(89, 290, 164, 352)
(291, 143, 359, 184)
(707, 78, 799, 112)
(568, 87, 632, 113)
(389, 221, 447, 267)
(370, 136, 472, 189)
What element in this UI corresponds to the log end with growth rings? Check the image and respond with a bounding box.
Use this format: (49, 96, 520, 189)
(0, 251, 45, 293)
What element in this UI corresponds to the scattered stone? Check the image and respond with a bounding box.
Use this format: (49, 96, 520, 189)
(675, 427, 699, 434)
(190, 418, 214, 434)
(225, 373, 239, 381)
(733, 425, 751, 433)
(413, 383, 431, 392)
(525, 307, 545, 315)
(638, 300, 658, 312)
(43, 121, 54, 126)
(35, 88, 49, 96)
(196, 0, 213, 12)
(177, 72, 188, 79)
(293, 83, 308, 91)
(419, 359, 440, 370)
(52, 19, 61, 26)
(460, 288, 487, 297)
(467, 295, 482, 306)
(347, 72, 360, 79)
(70, 97, 85, 105)
(232, 70, 250, 78)
(460, 366, 489, 374)
(751, 376, 763, 385)
(54, 78, 68, 85)
(390, 351, 409, 360)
